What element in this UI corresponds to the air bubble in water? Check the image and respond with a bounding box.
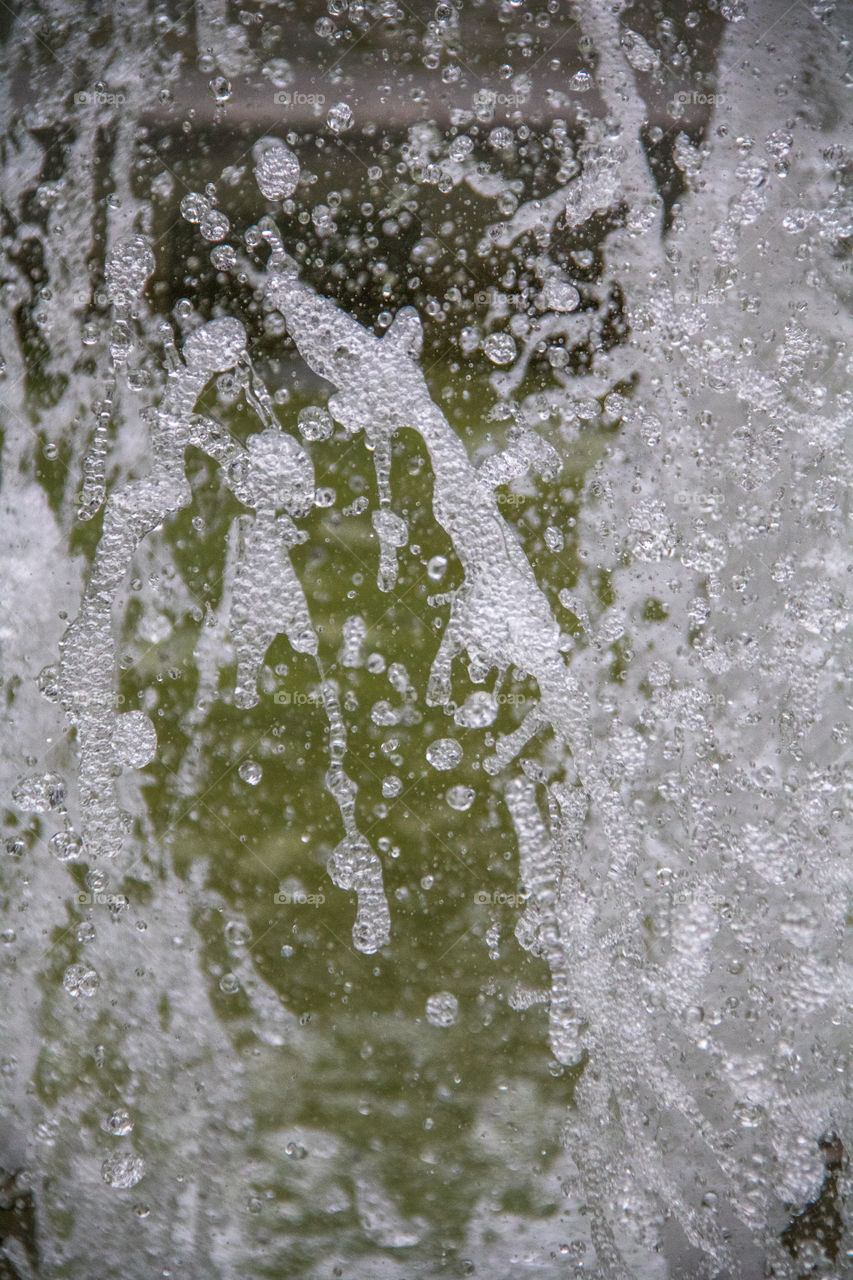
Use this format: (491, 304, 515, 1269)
(211, 243, 237, 271)
(104, 1108, 134, 1136)
(327, 102, 354, 133)
(482, 333, 517, 365)
(49, 830, 83, 861)
(425, 991, 458, 1027)
(341, 616, 367, 668)
(254, 140, 301, 200)
(427, 555, 447, 580)
(621, 30, 660, 73)
(200, 208, 230, 242)
(454, 691, 498, 728)
(183, 318, 247, 373)
(37, 664, 61, 701)
(105, 235, 155, 303)
(489, 126, 514, 150)
(298, 405, 334, 441)
(445, 785, 475, 811)
(540, 279, 580, 313)
(209, 75, 232, 102)
(426, 738, 463, 770)
(237, 758, 263, 786)
(242, 430, 315, 518)
(12, 773, 65, 813)
(101, 1153, 145, 1188)
(225, 920, 252, 947)
(112, 711, 157, 769)
(63, 964, 99, 998)
(449, 136, 474, 162)
(180, 192, 209, 223)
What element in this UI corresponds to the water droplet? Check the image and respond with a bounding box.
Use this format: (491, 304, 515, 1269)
(209, 75, 231, 102)
(445, 785, 475, 811)
(104, 1108, 134, 1136)
(180, 192, 209, 223)
(426, 738, 463, 770)
(63, 964, 100, 998)
(327, 102, 354, 133)
(225, 920, 252, 947)
(489, 126, 514, 150)
(254, 140, 301, 200)
(211, 243, 237, 271)
(101, 1153, 145, 1188)
(482, 333, 517, 365)
(454, 691, 497, 729)
(49, 829, 84, 861)
(541, 279, 580, 313)
(183, 318, 247, 374)
(112, 711, 157, 769)
(449, 136, 474, 162)
(199, 208, 230, 242)
(12, 773, 65, 813)
(105, 235, 155, 303)
(425, 991, 458, 1027)
(569, 69, 592, 92)
(297, 405, 334, 441)
(37, 664, 61, 701)
(238, 760, 262, 785)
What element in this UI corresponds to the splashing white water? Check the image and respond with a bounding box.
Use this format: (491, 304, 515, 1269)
(0, 0, 850, 1276)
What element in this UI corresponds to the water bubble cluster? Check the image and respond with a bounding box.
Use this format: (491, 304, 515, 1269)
(253, 140, 301, 200)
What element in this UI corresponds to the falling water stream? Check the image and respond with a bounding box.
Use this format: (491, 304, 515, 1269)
(0, 1, 850, 1276)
